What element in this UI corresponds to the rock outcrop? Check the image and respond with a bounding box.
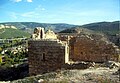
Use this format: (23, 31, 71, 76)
(0, 24, 17, 29)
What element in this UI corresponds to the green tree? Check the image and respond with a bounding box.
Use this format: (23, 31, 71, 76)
(0, 47, 2, 52)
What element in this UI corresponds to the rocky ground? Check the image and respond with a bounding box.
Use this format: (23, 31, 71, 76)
(0, 62, 120, 83)
(49, 67, 119, 83)
(7, 67, 119, 83)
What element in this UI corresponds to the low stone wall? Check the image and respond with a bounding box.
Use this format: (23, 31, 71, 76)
(64, 62, 91, 69)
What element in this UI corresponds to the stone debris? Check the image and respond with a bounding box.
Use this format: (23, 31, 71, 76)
(103, 61, 120, 68)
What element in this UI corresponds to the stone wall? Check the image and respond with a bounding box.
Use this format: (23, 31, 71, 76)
(28, 39, 68, 76)
(69, 35, 120, 62)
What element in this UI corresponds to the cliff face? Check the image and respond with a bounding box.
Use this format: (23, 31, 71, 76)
(0, 24, 17, 29)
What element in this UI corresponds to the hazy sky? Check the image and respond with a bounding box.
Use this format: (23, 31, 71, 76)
(0, 0, 119, 25)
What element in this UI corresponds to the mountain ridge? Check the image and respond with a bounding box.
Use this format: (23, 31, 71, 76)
(0, 21, 119, 38)
(81, 21, 120, 35)
(0, 22, 77, 32)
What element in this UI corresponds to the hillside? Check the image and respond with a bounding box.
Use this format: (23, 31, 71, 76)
(0, 21, 119, 35)
(0, 22, 77, 33)
(0, 21, 119, 39)
(0, 22, 76, 38)
(59, 22, 120, 48)
(0, 28, 30, 38)
(82, 21, 120, 35)
(59, 21, 120, 35)
(59, 27, 95, 34)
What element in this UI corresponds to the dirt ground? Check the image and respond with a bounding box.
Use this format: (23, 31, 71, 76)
(1, 67, 120, 83)
(46, 67, 120, 83)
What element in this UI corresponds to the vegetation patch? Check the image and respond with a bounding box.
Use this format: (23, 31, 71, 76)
(0, 28, 30, 38)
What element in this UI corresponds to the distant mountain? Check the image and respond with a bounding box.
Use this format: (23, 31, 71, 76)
(0, 22, 77, 33)
(0, 22, 77, 38)
(1, 21, 119, 35)
(59, 21, 120, 48)
(81, 21, 120, 35)
(60, 21, 120, 35)
(59, 27, 95, 34)
(0, 21, 119, 38)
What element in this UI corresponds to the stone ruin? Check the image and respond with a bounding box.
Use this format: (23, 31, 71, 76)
(69, 34, 120, 62)
(32, 27, 45, 39)
(28, 27, 120, 76)
(32, 27, 57, 40)
(28, 27, 69, 75)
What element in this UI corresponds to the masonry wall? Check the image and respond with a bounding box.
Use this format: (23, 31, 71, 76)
(28, 40, 67, 76)
(69, 36, 119, 62)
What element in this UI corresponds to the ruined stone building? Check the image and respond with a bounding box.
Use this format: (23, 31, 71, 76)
(69, 34, 119, 62)
(28, 27, 120, 76)
(28, 27, 69, 75)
